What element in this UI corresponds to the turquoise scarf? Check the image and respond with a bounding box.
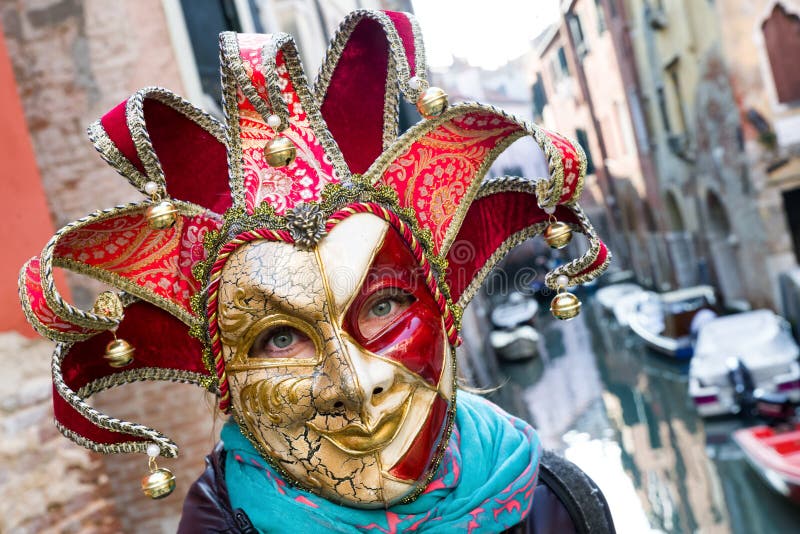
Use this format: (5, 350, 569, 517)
(222, 391, 540, 533)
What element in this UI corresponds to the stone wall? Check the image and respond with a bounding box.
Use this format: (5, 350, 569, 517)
(1, 3, 221, 531)
(0, 332, 122, 533)
(1, 0, 185, 307)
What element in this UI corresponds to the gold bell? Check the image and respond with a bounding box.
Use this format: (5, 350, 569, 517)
(146, 200, 178, 230)
(141, 467, 176, 499)
(550, 291, 581, 320)
(263, 136, 297, 168)
(416, 86, 449, 119)
(104, 338, 135, 368)
(544, 221, 572, 249)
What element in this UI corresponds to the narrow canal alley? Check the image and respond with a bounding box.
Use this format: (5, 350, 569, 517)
(478, 293, 800, 533)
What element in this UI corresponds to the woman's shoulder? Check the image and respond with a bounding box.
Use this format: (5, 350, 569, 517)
(177, 443, 257, 533)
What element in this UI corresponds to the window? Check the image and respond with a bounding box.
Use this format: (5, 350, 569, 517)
(762, 4, 800, 104)
(656, 86, 672, 134)
(595, 0, 607, 33)
(666, 59, 688, 133)
(557, 47, 570, 77)
(568, 14, 588, 57)
(180, 0, 253, 108)
(575, 129, 596, 175)
(532, 73, 548, 120)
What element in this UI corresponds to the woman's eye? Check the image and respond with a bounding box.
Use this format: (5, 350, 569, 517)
(271, 330, 294, 348)
(358, 289, 415, 338)
(370, 300, 394, 317)
(248, 326, 314, 359)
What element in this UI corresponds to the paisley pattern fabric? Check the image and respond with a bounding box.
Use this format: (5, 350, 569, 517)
(545, 130, 582, 204)
(236, 36, 337, 214)
(379, 111, 521, 255)
(223, 391, 540, 533)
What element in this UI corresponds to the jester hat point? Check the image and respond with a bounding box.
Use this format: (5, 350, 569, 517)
(19, 9, 609, 505)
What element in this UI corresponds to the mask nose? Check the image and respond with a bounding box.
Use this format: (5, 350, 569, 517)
(312, 335, 397, 416)
(345, 342, 396, 407)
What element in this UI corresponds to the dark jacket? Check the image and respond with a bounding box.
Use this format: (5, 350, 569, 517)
(178, 444, 615, 534)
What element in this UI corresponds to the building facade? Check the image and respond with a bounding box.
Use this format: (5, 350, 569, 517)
(711, 0, 800, 310)
(529, 0, 800, 311)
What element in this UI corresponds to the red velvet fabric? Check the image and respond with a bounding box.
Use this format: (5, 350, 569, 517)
(144, 100, 232, 214)
(99, 99, 231, 214)
(385, 11, 416, 76)
(320, 18, 388, 174)
(445, 193, 581, 304)
(53, 384, 143, 445)
(101, 101, 145, 173)
(578, 241, 608, 277)
(55, 301, 210, 446)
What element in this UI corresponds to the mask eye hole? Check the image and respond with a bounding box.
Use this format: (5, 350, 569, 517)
(357, 288, 415, 339)
(248, 325, 315, 359)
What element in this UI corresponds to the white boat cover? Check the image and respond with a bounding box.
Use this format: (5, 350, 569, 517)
(692, 310, 799, 376)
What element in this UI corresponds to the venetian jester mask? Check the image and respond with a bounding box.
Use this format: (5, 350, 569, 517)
(19, 10, 609, 507)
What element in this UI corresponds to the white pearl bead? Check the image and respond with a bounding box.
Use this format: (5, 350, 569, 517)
(409, 76, 421, 90)
(267, 114, 281, 129)
(543, 206, 556, 215)
(146, 443, 160, 458)
(557, 275, 570, 287)
(144, 181, 159, 195)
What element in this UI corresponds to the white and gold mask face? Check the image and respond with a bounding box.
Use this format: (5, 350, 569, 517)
(218, 213, 454, 507)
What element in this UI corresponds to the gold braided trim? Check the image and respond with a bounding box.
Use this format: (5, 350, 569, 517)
(87, 120, 149, 192)
(382, 44, 400, 150)
(312, 10, 428, 149)
(52, 342, 179, 457)
(38, 201, 215, 333)
(543, 204, 611, 289)
(18, 259, 96, 343)
(55, 422, 158, 456)
(477, 174, 545, 199)
(76, 367, 213, 399)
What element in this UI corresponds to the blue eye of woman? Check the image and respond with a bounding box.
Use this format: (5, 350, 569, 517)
(270, 330, 294, 348)
(371, 300, 393, 317)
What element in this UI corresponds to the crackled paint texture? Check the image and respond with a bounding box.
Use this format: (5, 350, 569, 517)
(217, 214, 454, 507)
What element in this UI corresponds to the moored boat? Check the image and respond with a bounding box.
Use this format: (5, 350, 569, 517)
(595, 283, 644, 316)
(689, 310, 800, 416)
(734, 423, 800, 504)
(627, 285, 716, 359)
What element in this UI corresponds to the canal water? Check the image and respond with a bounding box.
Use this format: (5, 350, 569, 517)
(483, 293, 800, 533)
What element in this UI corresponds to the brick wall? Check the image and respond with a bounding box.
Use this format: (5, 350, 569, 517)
(0, 332, 123, 533)
(1, 2, 223, 531)
(1, 0, 186, 308)
(91, 381, 219, 534)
